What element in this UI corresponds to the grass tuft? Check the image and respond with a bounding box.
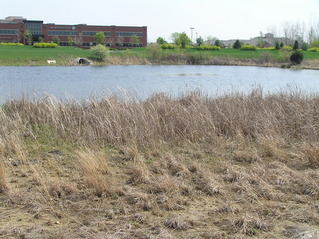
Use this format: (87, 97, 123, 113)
(0, 157, 8, 193)
(77, 149, 111, 196)
(163, 216, 189, 230)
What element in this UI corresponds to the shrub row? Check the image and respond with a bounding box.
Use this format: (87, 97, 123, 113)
(33, 42, 58, 48)
(0, 42, 24, 46)
(258, 47, 275, 50)
(308, 47, 319, 52)
(240, 45, 257, 51)
(281, 46, 293, 51)
(160, 44, 176, 49)
(197, 45, 220, 51)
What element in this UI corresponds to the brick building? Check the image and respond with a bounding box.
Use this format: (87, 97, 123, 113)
(0, 16, 147, 48)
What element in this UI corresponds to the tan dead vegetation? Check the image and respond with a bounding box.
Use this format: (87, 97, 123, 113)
(0, 156, 8, 193)
(163, 216, 189, 230)
(77, 149, 112, 197)
(1, 90, 319, 238)
(106, 55, 150, 65)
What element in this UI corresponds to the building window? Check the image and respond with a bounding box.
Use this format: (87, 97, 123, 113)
(60, 42, 70, 46)
(0, 29, 18, 35)
(25, 22, 42, 35)
(116, 32, 143, 37)
(82, 31, 111, 36)
(48, 31, 78, 36)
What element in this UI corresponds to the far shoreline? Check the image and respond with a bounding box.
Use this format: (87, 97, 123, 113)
(1, 60, 318, 71)
(0, 45, 318, 70)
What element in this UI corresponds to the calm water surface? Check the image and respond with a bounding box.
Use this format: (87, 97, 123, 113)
(1, 65, 319, 102)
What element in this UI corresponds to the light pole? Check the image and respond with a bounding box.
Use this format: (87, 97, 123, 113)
(190, 27, 194, 44)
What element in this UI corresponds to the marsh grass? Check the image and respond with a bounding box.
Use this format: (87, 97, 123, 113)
(0, 157, 8, 193)
(1, 90, 319, 238)
(77, 149, 111, 196)
(5, 89, 319, 147)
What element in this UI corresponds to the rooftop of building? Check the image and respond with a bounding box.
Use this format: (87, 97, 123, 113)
(0, 16, 146, 28)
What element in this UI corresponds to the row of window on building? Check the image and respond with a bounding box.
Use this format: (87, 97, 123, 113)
(48, 31, 143, 37)
(80, 42, 142, 47)
(0, 29, 143, 37)
(0, 29, 17, 35)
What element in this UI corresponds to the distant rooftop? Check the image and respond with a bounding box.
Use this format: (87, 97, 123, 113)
(5, 16, 26, 20)
(0, 16, 26, 23)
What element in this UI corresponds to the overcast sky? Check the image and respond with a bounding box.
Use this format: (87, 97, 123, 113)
(2, 0, 319, 42)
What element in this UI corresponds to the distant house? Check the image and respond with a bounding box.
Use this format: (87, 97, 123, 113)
(222, 33, 292, 48)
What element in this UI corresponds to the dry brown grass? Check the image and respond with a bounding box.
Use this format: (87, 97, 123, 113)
(3, 89, 319, 148)
(1, 90, 319, 238)
(77, 149, 112, 197)
(127, 156, 150, 184)
(106, 55, 150, 65)
(0, 156, 8, 193)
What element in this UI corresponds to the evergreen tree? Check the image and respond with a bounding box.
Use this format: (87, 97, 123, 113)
(275, 41, 280, 50)
(233, 40, 241, 49)
(196, 36, 203, 46)
(293, 40, 299, 50)
(290, 50, 303, 64)
(280, 42, 284, 48)
(214, 39, 221, 47)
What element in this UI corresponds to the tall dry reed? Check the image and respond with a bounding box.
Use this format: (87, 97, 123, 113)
(77, 149, 111, 196)
(0, 156, 8, 193)
(2, 89, 319, 148)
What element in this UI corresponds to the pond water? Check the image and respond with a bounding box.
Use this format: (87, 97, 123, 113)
(0, 65, 319, 102)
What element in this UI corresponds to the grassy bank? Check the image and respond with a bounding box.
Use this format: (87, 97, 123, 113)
(1, 90, 319, 238)
(1, 45, 319, 68)
(0, 45, 93, 66)
(132, 47, 319, 69)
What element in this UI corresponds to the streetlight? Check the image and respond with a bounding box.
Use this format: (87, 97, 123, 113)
(190, 27, 194, 43)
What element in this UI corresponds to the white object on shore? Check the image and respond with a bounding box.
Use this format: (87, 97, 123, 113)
(47, 60, 56, 64)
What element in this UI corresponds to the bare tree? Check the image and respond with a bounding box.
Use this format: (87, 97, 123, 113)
(104, 37, 114, 47)
(281, 19, 319, 44)
(267, 25, 278, 37)
(116, 36, 124, 47)
(16, 31, 22, 43)
(73, 33, 83, 47)
(282, 21, 291, 45)
(307, 18, 319, 43)
(206, 36, 217, 45)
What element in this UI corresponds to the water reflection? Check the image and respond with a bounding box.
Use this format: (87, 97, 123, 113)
(0, 65, 318, 103)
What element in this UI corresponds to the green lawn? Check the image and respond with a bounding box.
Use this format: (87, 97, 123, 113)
(130, 47, 319, 60)
(0, 45, 93, 66)
(1, 45, 319, 66)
